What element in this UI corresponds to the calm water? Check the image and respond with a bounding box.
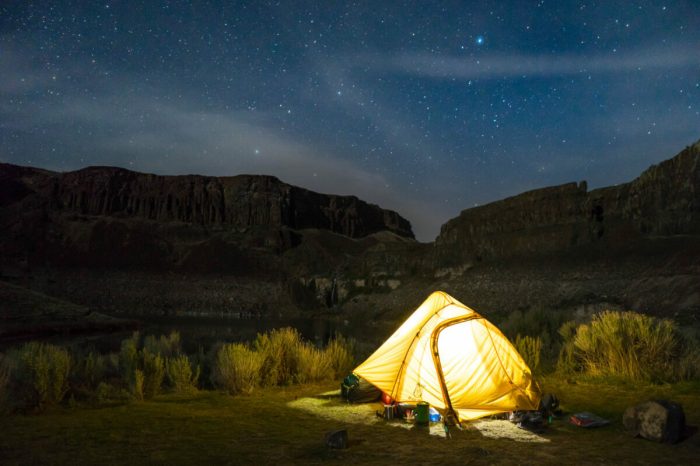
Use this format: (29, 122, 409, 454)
(0, 313, 373, 355)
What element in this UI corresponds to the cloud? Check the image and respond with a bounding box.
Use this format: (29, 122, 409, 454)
(369, 45, 700, 80)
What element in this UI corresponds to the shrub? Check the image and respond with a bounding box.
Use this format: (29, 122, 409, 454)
(119, 332, 140, 385)
(500, 308, 571, 369)
(81, 351, 107, 389)
(132, 369, 145, 401)
(212, 343, 263, 395)
(556, 321, 580, 374)
(142, 350, 165, 399)
(558, 310, 699, 382)
(324, 335, 355, 379)
(514, 335, 542, 373)
(95, 382, 131, 405)
(254, 327, 304, 386)
(143, 331, 181, 358)
(167, 355, 200, 393)
(13, 342, 71, 409)
(294, 344, 331, 384)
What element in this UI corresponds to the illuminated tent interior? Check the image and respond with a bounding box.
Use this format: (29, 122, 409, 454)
(354, 291, 541, 421)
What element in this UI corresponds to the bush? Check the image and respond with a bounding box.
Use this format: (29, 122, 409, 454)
(95, 382, 131, 404)
(143, 331, 181, 358)
(559, 310, 699, 382)
(324, 335, 355, 379)
(212, 343, 263, 395)
(12, 342, 71, 409)
(254, 328, 304, 386)
(500, 308, 571, 369)
(514, 335, 542, 373)
(294, 344, 331, 384)
(556, 321, 582, 374)
(142, 350, 165, 399)
(132, 369, 145, 401)
(119, 332, 140, 385)
(167, 355, 200, 393)
(80, 351, 107, 389)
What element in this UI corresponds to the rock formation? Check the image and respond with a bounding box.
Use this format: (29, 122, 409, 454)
(0, 139, 698, 327)
(435, 141, 700, 264)
(0, 165, 413, 240)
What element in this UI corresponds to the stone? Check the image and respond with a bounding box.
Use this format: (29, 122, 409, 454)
(434, 141, 700, 265)
(0, 163, 414, 239)
(623, 400, 686, 443)
(324, 429, 348, 449)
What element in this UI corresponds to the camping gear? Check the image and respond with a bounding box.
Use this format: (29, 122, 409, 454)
(510, 410, 545, 431)
(353, 291, 541, 422)
(429, 407, 441, 423)
(415, 401, 430, 426)
(341, 373, 382, 403)
(397, 403, 415, 421)
(569, 412, 610, 428)
(383, 404, 396, 420)
(539, 393, 560, 415)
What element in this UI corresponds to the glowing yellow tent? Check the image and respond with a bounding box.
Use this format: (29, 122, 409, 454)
(354, 291, 541, 421)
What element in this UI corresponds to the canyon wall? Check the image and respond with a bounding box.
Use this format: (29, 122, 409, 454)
(0, 165, 413, 239)
(435, 141, 700, 264)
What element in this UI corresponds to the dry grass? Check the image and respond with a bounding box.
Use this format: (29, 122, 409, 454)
(562, 311, 699, 382)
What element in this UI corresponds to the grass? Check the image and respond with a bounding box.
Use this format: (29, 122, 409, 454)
(1, 375, 699, 465)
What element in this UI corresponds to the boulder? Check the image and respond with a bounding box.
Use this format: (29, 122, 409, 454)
(623, 400, 686, 443)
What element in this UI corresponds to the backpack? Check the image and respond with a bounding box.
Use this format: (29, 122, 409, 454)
(340, 374, 382, 403)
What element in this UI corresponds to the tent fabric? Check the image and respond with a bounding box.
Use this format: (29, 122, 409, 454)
(353, 291, 541, 421)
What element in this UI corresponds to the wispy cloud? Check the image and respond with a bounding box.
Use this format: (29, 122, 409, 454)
(370, 45, 700, 80)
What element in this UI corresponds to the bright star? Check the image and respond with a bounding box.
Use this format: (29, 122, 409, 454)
(476, 35, 485, 45)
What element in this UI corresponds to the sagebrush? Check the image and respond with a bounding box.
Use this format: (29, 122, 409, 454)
(558, 310, 700, 382)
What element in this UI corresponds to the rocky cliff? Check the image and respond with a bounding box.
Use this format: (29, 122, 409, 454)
(1, 140, 699, 327)
(435, 141, 700, 265)
(0, 164, 413, 239)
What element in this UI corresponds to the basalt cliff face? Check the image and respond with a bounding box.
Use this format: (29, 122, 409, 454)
(435, 142, 700, 265)
(0, 163, 421, 325)
(0, 165, 413, 240)
(1, 140, 699, 338)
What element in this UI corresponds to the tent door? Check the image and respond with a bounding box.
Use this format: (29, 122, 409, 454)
(430, 315, 482, 424)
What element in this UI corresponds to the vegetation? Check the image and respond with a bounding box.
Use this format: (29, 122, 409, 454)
(167, 355, 200, 394)
(3, 342, 71, 410)
(212, 343, 263, 395)
(557, 310, 700, 382)
(0, 312, 699, 463)
(212, 328, 355, 394)
(0, 326, 355, 412)
(514, 334, 542, 373)
(0, 378, 699, 465)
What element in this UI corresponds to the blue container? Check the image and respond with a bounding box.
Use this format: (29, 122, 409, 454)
(429, 407, 441, 423)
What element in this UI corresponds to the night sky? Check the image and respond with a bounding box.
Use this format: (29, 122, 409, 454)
(1, 1, 699, 241)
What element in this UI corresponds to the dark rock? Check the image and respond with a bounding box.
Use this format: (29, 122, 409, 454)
(0, 164, 413, 239)
(623, 400, 686, 443)
(324, 429, 348, 449)
(435, 141, 700, 265)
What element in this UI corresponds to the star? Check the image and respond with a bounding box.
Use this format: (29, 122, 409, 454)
(476, 35, 485, 45)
